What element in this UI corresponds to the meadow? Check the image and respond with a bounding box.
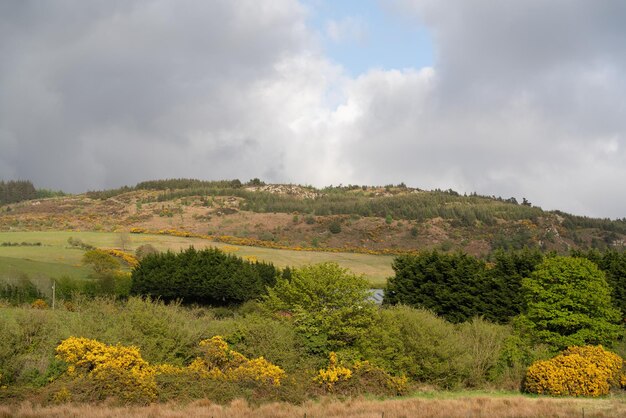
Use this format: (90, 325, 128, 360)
(0, 231, 393, 288)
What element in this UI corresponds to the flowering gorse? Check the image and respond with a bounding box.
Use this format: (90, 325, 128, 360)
(56, 337, 157, 401)
(524, 345, 624, 397)
(55, 335, 286, 402)
(193, 336, 285, 386)
(314, 352, 352, 390)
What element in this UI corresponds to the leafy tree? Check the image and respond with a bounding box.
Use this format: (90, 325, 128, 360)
(81, 250, 130, 297)
(571, 249, 626, 320)
(520, 256, 622, 350)
(118, 232, 131, 251)
(82, 250, 120, 276)
(135, 244, 159, 260)
(263, 262, 376, 353)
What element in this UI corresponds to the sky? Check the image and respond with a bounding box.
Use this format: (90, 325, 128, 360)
(1, 1, 625, 219)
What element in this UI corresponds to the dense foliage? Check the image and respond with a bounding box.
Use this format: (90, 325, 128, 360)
(263, 263, 376, 353)
(520, 257, 622, 350)
(131, 247, 277, 305)
(384, 250, 543, 323)
(572, 249, 626, 320)
(0, 275, 45, 305)
(0, 180, 37, 205)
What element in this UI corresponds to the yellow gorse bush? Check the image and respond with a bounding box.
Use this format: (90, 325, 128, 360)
(100, 248, 139, 267)
(31, 299, 49, 309)
(56, 336, 286, 402)
(314, 352, 352, 390)
(56, 337, 157, 402)
(524, 345, 624, 397)
(193, 336, 286, 386)
(353, 360, 409, 395)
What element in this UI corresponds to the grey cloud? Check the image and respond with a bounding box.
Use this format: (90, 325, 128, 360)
(333, 0, 626, 217)
(0, 0, 310, 191)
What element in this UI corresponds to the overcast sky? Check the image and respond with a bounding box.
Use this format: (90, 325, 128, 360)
(1, 1, 625, 218)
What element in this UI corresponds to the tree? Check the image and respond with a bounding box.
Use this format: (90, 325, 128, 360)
(520, 256, 622, 350)
(135, 244, 158, 260)
(81, 249, 129, 296)
(571, 249, 626, 320)
(131, 247, 277, 305)
(263, 262, 376, 353)
(385, 250, 545, 324)
(118, 231, 131, 251)
(385, 251, 488, 323)
(82, 250, 120, 275)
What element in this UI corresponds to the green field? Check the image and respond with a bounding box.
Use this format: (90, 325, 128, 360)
(0, 231, 393, 287)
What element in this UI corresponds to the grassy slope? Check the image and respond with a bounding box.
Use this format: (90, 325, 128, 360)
(0, 231, 393, 287)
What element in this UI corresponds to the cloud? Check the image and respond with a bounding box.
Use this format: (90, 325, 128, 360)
(1, 0, 625, 218)
(0, 0, 319, 190)
(325, 16, 367, 44)
(328, 0, 626, 217)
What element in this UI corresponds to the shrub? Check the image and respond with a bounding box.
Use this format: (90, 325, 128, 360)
(31, 299, 49, 309)
(328, 220, 342, 234)
(263, 263, 376, 354)
(313, 352, 408, 396)
(314, 352, 352, 390)
(56, 337, 158, 402)
(54, 335, 286, 403)
(357, 306, 472, 388)
(0, 274, 44, 305)
(524, 345, 624, 396)
(190, 336, 286, 386)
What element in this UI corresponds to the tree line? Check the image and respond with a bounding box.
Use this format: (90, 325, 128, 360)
(0, 180, 36, 205)
(385, 248, 626, 327)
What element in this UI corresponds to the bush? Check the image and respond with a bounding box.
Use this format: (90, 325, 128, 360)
(328, 220, 342, 234)
(263, 263, 376, 354)
(31, 299, 48, 310)
(357, 306, 471, 388)
(524, 345, 624, 396)
(0, 275, 44, 305)
(55, 337, 157, 402)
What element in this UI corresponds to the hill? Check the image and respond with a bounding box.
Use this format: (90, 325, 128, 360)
(1, 178, 624, 257)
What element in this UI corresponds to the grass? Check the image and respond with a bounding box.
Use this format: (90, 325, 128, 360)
(0, 256, 90, 282)
(0, 231, 393, 287)
(1, 394, 624, 417)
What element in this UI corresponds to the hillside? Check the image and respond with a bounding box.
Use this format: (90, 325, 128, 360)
(1, 179, 624, 256)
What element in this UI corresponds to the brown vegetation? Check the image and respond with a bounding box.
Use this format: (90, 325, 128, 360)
(1, 395, 624, 418)
(0, 187, 604, 256)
